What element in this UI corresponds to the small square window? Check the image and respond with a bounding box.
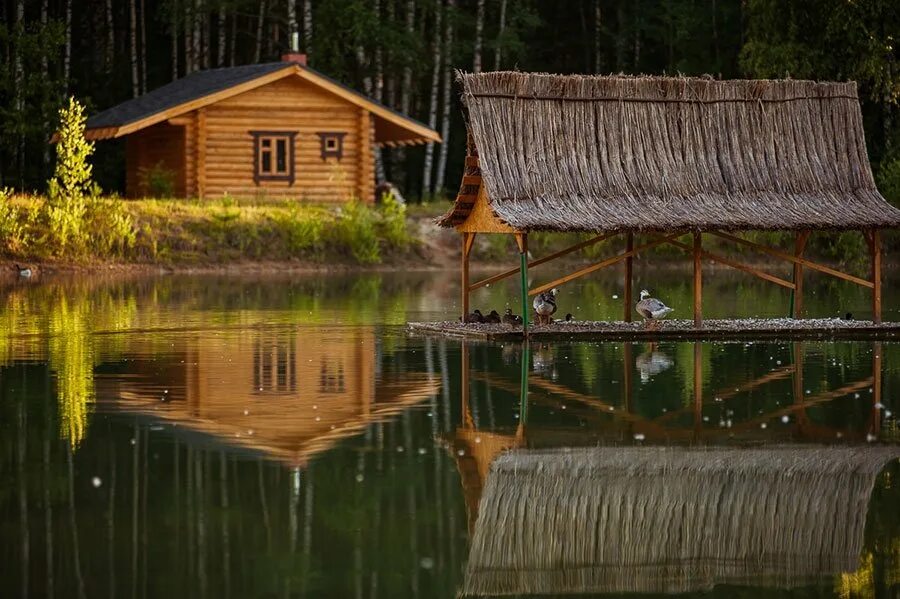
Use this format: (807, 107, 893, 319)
(250, 131, 297, 184)
(317, 132, 347, 161)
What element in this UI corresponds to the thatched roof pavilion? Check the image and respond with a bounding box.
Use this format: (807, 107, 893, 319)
(438, 72, 898, 329)
(461, 446, 900, 596)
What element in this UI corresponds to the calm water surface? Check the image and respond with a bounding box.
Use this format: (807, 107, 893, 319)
(1, 268, 899, 598)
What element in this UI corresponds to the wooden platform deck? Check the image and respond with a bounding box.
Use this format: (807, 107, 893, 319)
(408, 318, 900, 342)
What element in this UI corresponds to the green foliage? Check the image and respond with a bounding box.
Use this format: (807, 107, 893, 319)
(277, 205, 327, 255)
(137, 162, 176, 198)
(333, 200, 381, 264)
(0, 189, 32, 253)
(85, 197, 136, 257)
(377, 189, 410, 249)
(44, 97, 98, 254)
(877, 155, 900, 207)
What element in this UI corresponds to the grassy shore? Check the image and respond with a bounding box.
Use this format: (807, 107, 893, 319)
(0, 194, 425, 269)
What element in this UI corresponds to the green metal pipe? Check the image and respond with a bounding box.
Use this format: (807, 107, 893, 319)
(520, 250, 529, 335)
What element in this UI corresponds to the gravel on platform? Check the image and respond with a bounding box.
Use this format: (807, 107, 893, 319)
(408, 318, 900, 340)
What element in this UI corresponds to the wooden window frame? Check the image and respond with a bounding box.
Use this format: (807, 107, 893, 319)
(316, 131, 347, 161)
(250, 131, 297, 184)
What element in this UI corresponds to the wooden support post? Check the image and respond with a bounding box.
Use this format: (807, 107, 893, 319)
(792, 231, 810, 319)
(872, 340, 882, 435)
(461, 233, 475, 321)
(519, 340, 530, 424)
(693, 232, 702, 327)
(461, 342, 474, 429)
(624, 233, 633, 322)
(693, 342, 702, 438)
(871, 229, 882, 324)
(516, 234, 529, 335)
(623, 342, 633, 413)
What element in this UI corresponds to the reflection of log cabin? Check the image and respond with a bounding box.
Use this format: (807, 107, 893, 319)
(98, 327, 439, 466)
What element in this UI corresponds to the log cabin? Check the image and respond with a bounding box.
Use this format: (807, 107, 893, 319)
(83, 53, 440, 202)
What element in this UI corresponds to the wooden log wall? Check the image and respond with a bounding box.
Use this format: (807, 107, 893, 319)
(196, 76, 368, 202)
(125, 122, 187, 198)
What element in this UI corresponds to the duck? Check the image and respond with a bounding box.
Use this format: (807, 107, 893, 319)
(564, 313, 573, 322)
(502, 308, 523, 325)
(463, 309, 484, 323)
(843, 312, 853, 321)
(485, 310, 502, 324)
(635, 347, 674, 383)
(532, 288, 559, 325)
(14, 264, 32, 278)
(635, 289, 673, 329)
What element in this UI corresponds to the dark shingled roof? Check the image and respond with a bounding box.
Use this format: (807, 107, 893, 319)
(438, 72, 900, 232)
(86, 63, 291, 129)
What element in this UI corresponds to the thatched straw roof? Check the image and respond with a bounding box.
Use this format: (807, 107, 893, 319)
(438, 72, 900, 232)
(461, 446, 900, 596)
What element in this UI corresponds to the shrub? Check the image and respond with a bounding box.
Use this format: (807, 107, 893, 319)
(0, 189, 33, 254)
(278, 205, 326, 255)
(86, 197, 136, 256)
(45, 97, 97, 255)
(333, 200, 380, 264)
(137, 162, 176, 197)
(377, 189, 411, 249)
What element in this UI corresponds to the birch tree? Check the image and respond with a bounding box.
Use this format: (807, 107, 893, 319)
(493, 0, 506, 70)
(129, 0, 140, 96)
(140, 0, 147, 93)
(254, 0, 267, 63)
(192, 0, 203, 70)
(594, 0, 602, 73)
(434, 0, 455, 195)
(421, 0, 443, 196)
(473, 0, 484, 73)
(302, 0, 313, 56)
(217, 5, 226, 66)
(287, 0, 299, 52)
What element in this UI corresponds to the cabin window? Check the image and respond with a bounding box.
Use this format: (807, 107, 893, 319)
(250, 131, 297, 184)
(316, 132, 347, 161)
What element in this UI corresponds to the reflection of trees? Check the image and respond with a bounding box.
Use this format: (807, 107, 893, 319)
(48, 293, 95, 448)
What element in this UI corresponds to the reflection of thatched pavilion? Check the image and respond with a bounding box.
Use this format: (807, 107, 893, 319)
(97, 327, 439, 465)
(461, 446, 900, 596)
(438, 73, 900, 328)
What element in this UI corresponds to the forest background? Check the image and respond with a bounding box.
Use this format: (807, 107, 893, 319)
(1, 0, 898, 203)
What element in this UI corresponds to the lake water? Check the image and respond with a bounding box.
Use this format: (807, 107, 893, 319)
(1, 268, 899, 598)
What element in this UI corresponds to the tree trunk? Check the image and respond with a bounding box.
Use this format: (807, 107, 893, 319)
(287, 0, 298, 51)
(712, 0, 720, 71)
(105, 0, 115, 72)
(302, 0, 313, 56)
(129, 0, 139, 96)
(41, 0, 50, 174)
(615, 1, 626, 71)
(184, 0, 193, 73)
(171, 0, 179, 80)
(192, 0, 202, 70)
(255, 0, 267, 63)
(229, 9, 236, 66)
(200, 8, 209, 69)
(434, 0, 455, 195)
(64, 0, 72, 91)
(217, 6, 226, 66)
(395, 0, 416, 190)
(140, 0, 147, 93)
(421, 0, 444, 197)
(493, 0, 506, 70)
(373, 0, 384, 102)
(594, 0, 602, 73)
(633, 0, 641, 70)
(473, 0, 484, 72)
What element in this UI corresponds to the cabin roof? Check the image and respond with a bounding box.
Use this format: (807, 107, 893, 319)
(438, 72, 900, 232)
(84, 62, 440, 146)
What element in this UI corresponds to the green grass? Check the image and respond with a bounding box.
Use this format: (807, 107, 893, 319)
(0, 193, 419, 266)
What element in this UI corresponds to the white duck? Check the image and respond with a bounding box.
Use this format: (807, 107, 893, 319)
(635, 289, 673, 329)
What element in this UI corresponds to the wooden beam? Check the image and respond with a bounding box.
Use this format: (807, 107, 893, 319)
(624, 233, 633, 322)
(711, 231, 874, 289)
(693, 232, 702, 327)
(469, 232, 617, 291)
(529, 234, 682, 297)
(661, 237, 795, 290)
(870, 229, 882, 323)
(792, 231, 811, 318)
(461, 233, 475, 320)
